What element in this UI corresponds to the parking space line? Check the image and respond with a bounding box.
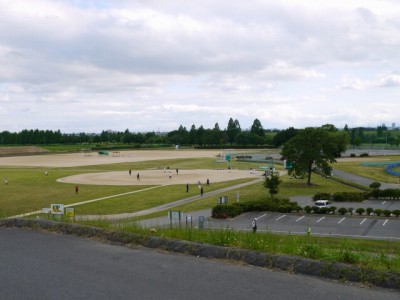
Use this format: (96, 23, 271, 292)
(275, 215, 286, 221)
(256, 213, 267, 220)
(295, 216, 305, 222)
(316, 216, 325, 223)
(383, 219, 389, 226)
(360, 218, 367, 225)
(338, 217, 345, 224)
(382, 201, 386, 205)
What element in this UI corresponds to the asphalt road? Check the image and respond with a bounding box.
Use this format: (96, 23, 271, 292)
(1, 228, 399, 300)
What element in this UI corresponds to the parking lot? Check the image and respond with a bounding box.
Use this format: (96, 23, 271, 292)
(141, 208, 400, 240)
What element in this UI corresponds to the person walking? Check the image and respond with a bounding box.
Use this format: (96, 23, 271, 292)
(129, 169, 132, 176)
(186, 183, 189, 193)
(75, 185, 79, 194)
(176, 168, 179, 175)
(252, 218, 257, 233)
(200, 186, 204, 197)
(137, 173, 140, 181)
(206, 178, 210, 186)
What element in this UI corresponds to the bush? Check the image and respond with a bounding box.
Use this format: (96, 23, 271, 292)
(366, 207, 374, 216)
(360, 152, 369, 157)
(392, 210, 400, 217)
(312, 206, 320, 214)
(313, 193, 331, 201)
(329, 206, 337, 214)
(348, 207, 354, 215)
(355, 208, 365, 216)
(374, 209, 383, 216)
(318, 207, 329, 214)
(331, 192, 368, 202)
(350, 153, 356, 157)
(369, 182, 381, 189)
(338, 207, 348, 215)
(304, 206, 312, 214)
(383, 210, 392, 217)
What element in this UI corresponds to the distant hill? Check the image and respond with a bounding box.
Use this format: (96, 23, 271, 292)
(0, 146, 49, 157)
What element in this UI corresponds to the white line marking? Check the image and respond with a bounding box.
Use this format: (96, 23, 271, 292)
(360, 218, 367, 225)
(296, 216, 305, 222)
(383, 219, 389, 226)
(256, 213, 267, 220)
(275, 215, 286, 221)
(338, 217, 345, 224)
(316, 216, 325, 223)
(382, 201, 386, 205)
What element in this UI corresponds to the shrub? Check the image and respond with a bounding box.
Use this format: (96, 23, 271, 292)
(348, 207, 354, 215)
(304, 206, 312, 214)
(383, 210, 392, 217)
(338, 207, 348, 215)
(392, 210, 400, 217)
(374, 209, 383, 216)
(332, 192, 368, 202)
(312, 206, 320, 214)
(355, 208, 365, 216)
(366, 207, 374, 216)
(294, 205, 302, 212)
(369, 182, 381, 189)
(318, 207, 329, 214)
(329, 206, 337, 214)
(313, 193, 331, 201)
(360, 152, 369, 157)
(350, 153, 356, 157)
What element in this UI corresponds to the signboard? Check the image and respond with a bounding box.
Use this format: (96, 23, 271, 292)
(218, 196, 228, 205)
(198, 216, 205, 229)
(50, 204, 64, 215)
(65, 207, 75, 218)
(168, 211, 182, 220)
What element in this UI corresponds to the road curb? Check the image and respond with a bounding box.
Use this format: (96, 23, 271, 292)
(1, 218, 399, 290)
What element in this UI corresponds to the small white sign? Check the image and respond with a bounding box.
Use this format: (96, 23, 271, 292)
(50, 204, 64, 215)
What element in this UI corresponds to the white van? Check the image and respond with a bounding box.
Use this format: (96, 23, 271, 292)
(314, 200, 330, 207)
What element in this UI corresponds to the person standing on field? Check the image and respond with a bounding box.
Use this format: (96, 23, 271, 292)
(252, 218, 257, 233)
(75, 185, 79, 194)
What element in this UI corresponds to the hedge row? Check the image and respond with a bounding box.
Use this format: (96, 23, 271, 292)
(314, 189, 400, 202)
(212, 198, 300, 219)
(304, 206, 400, 217)
(313, 192, 368, 202)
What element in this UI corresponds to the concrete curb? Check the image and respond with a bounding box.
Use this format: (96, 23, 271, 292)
(1, 218, 399, 290)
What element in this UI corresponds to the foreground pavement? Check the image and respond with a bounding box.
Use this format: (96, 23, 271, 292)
(1, 227, 399, 299)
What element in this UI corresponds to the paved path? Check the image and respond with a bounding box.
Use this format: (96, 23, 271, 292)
(333, 168, 400, 189)
(76, 178, 264, 221)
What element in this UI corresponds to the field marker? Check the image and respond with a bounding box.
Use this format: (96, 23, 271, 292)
(338, 217, 345, 224)
(360, 218, 367, 225)
(316, 216, 325, 223)
(383, 219, 389, 226)
(295, 216, 305, 222)
(275, 215, 286, 221)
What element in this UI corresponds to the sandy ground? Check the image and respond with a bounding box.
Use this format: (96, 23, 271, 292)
(0, 149, 262, 186)
(57, 169, 262, 186)
(0, 149, 222, 167)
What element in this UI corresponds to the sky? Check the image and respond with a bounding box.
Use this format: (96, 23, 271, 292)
(0, 0, 399, 133)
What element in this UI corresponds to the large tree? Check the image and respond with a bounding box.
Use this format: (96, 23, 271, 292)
(281, 125, 349, 185)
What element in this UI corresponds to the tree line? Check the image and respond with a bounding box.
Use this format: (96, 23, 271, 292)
(0, 119, 399, 148)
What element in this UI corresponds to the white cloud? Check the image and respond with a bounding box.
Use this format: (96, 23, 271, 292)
(0, 0, 399, 132)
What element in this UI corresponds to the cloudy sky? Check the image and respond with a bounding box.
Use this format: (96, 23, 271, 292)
(1, 0, 399, 133)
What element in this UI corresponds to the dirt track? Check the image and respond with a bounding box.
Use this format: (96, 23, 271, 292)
(1, 149, 263, 185)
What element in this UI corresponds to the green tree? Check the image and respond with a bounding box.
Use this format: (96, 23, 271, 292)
(281, 125, 349, 185)
(250, 118, 265, 137)
(263, 173, 281, 198)
(226, 118, 241, 144)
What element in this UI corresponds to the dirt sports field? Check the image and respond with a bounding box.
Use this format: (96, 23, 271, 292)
(0, 149, 261, 186)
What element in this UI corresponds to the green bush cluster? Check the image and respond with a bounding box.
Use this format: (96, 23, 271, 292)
(305, 206, 400, 217)
(368, 188, 400, 200)
(211, 198, 299, 219)
(313, 192, 368, 202)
